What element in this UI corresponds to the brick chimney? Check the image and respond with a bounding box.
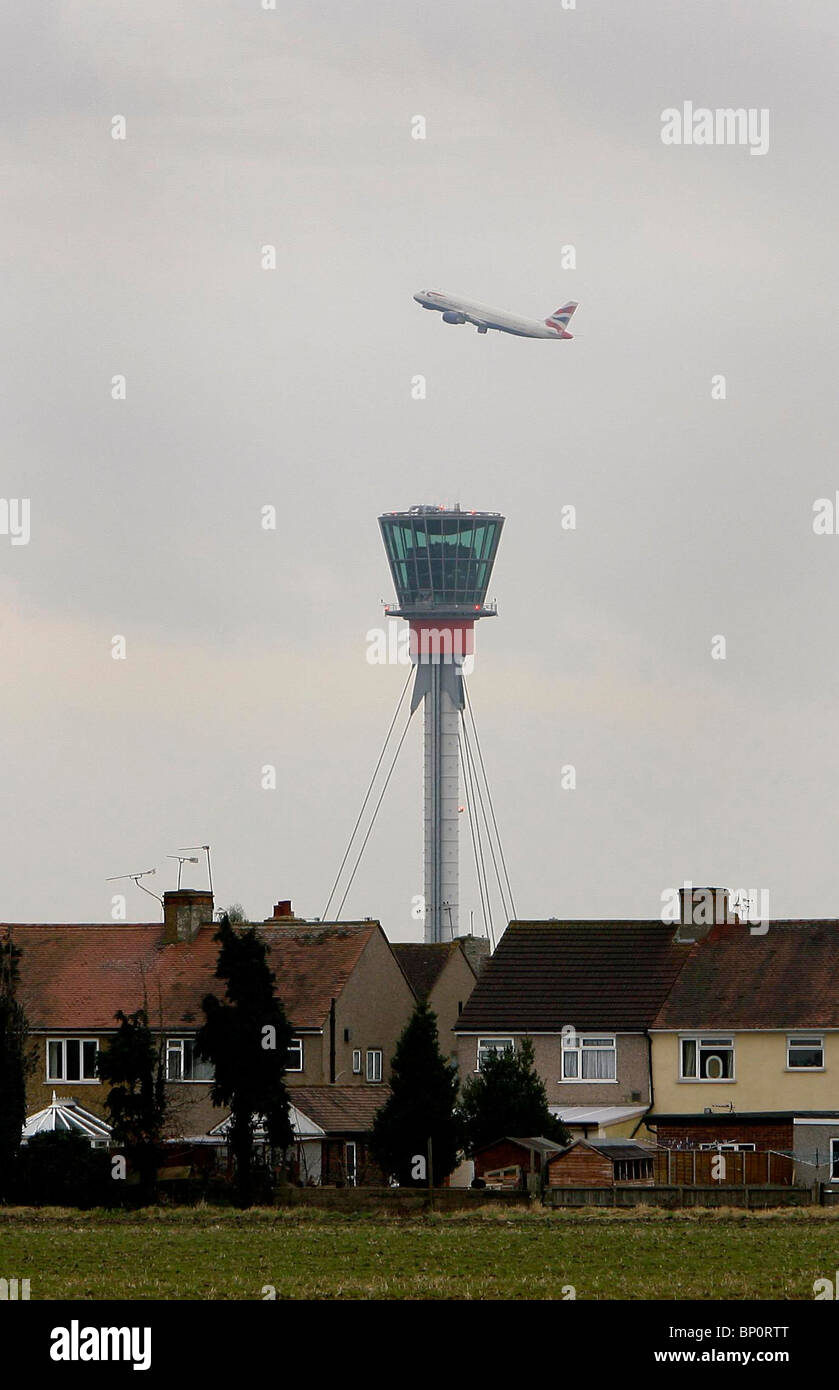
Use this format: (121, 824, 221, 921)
(265, 900, 299, 922)
(163, 889, 214, 944)
(676, 885, 730, 943)
(457, 935, 492, 974)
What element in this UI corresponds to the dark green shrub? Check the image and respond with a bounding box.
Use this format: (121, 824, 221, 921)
(13, 1132, 113, 1208)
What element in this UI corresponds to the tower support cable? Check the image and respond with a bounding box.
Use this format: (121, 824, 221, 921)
(463, 680, 517, 919)
(462, 711, 512, 928)
(459, 713, 494, 948)
(322, 670, 412, 920)
(335, 703, 416, 919)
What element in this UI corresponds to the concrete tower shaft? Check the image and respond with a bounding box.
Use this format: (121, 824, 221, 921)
(379, 505, 504, 943)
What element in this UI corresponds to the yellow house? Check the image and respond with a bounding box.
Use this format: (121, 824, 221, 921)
(646, 918, 839, 1182)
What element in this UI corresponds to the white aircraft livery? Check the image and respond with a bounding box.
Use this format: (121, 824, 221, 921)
(414, 289, 578, 339)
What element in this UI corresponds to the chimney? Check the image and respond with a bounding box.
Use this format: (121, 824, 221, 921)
(265, 900, 299, 922)
(163, 889, 214, 944)
(458, 935, 492, 974)
(676, 886, 730, 943)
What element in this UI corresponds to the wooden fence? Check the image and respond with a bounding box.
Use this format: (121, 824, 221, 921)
(653, 1149, 794, 1186)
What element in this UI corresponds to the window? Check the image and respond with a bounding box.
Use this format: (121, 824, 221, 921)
(47, 1038, 98, 1083)
(286, 1038, 303, 1072)
(345, 1141, 358, 1187)
(366, 1049, 382, 1083)
(698, 1142, 755, 1152)
(561, 1035, 616, 1082)
(787, 1036, 824, 1070)
(477, 1037, 514, 1071)
(613, 1158, 652, 1181)
(831, 1139, 839, 1180)
(352, 1049, 361, 1074)
(165, 1037, 214, 1082)
(680, 1036, 734, 1081)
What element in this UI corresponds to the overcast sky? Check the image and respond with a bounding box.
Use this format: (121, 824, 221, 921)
(2, 0, 838, 937)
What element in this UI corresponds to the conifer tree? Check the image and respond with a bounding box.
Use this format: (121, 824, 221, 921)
(371, 1000, 461, 1186)
(458, 1037, 570, 1155)
(0, 936, 31, 1200)
(196, 915, 293, 1206)
(98, 1007, 167, 1203)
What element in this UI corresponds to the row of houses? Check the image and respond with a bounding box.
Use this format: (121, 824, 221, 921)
(5, 889, 486, 1186)
(7, 883, 839, 1189)
(454, 887, 839, 1187)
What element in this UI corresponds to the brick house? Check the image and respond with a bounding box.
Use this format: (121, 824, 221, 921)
(4, 889, 416, 1183)
(454, 920, 690, 1139)
(647, 915, 839, 1182)
(391, 938, 487, 1061)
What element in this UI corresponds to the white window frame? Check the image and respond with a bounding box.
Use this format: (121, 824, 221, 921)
(786, 1035, 824, 1071)
(352, 1049, 362, 1074)
(613, 1158, 652, 1181)
(561, 1034, 617, 1083)
(345, 1141, 358, 1187)
(831, 1138, 839, 1180)
(46, 1037, 99, 1083)
(366, 1049, 382, 1083)
(286, 1038, 303, 1072)
(165, 1036, 214, 1083)
(680, 1035, 735, 1082)
(476, 1037, 514, 1072)
(698, 1142, 756, 1152)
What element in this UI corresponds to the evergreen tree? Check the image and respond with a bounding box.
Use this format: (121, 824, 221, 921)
(195, 915, 294, 1206)
(97, 1008, 167, 1202)
(0, 935, 31, 1201)
(371, 1000, 461, 1186)
(458, 1038, 570, 1155)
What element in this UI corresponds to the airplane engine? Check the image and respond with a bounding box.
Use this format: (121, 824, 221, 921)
(442, 311, 466, 324)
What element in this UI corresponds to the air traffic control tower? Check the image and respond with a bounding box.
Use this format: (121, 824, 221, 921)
(379, 505, 504, 943)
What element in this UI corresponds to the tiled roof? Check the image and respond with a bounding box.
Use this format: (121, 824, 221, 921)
(289, 1085, 390, 1133)
(392, 942, 459, 999)
(455, 921, 690, 1032)
(651, 920, 839, 1029)
(2, 921, 378, 1032)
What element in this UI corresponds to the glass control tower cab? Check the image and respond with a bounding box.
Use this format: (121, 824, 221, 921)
(379, 505, 504, 943)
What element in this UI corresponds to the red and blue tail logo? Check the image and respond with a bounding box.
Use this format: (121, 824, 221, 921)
(545, 301, 578, 335)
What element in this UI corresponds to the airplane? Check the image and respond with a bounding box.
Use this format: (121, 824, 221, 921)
(413, 289, 578, 339)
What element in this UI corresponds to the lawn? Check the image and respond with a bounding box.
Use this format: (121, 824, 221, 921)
(1, 1205, 836, 1300)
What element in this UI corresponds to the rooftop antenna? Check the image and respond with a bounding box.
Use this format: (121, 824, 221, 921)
(167, 854, 200, 889)
(105, 869, 163, 914)
(178, 845, 213, 894)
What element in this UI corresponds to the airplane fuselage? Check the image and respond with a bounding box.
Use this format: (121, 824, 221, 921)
(413, 289, 573, 339)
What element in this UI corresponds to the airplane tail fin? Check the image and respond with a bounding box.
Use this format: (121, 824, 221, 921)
(545, 301, 578, 337)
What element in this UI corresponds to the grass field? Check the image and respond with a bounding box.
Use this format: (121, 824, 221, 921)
(2, 1205, 838, 1300)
